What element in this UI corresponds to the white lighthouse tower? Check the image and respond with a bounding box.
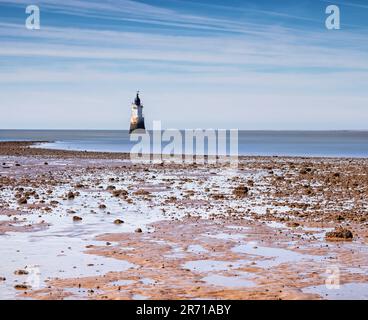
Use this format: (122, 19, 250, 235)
(129, 91, 145, 134)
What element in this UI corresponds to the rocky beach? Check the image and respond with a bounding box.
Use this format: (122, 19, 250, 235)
(0, 141, 367, 300)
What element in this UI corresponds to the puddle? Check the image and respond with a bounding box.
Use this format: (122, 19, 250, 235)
(109, 279, 135, 287)
(202, 274, 255, 288)
(344, 267, 368, 275)
(226, 226, 250, 231)
(303, 283, 368, 300)
(265, 221, 287, 229)
(164, 244, 187, 259)
(139, 278, 156, 285)
(183, 260, 248, 272)
(132, 294, 148, 300)
(205, 233, 247, 241)
(232, 242, 325, 268)
(301, 227, 334, 241)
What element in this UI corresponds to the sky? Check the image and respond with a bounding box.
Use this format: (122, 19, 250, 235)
(0, 0, 367, 130)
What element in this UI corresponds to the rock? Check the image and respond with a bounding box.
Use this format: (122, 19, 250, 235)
(99, 204, 107, 209)
(0, 277, 6, 281)
(133, 189, 150, 196)
(114, 219, 124, 224)
(286, 222, 300, 228)
(73, 216, 83, 222)
(325, 227, 353, 241)
(67, 191, 75, 199)
(14, 284, 30, 290)
(14, 269, 29, 275)
(135, 228, 143, 233)
(233, 185, 249, 198)
(17, 197, 27, 205)
(106, 185, 116, 191)
(112, 189, 128, 197)
(212, 194, 225, 200)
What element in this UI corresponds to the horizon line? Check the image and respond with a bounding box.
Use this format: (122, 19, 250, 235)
(1, 129, 368, 132)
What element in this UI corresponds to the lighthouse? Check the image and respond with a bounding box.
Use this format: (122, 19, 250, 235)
(129, 91, 146, 134)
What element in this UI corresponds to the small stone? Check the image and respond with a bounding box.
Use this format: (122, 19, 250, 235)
(325, 227, 353, 241)
(17, 197, 27, 205)
(135, 228, 143, 233)
(114, 219, 124, 224)
(73, 216, 83, 222)
(233, 185, 249, 198)
(67, 191, 75, 199)
(133, 189, 150, 196)
(112, 189, 128, 197)
(14, 269, 29, 275)
(14, 284, 30, 290)
(99, 204, 107, 209)
(286, 222, 300, 228)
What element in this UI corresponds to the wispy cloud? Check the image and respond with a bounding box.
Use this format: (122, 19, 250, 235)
(1, 22, 367, 70)
(1, 0, 269, 34)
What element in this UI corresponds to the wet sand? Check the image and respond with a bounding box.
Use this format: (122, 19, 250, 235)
(0, 142, 367, 300)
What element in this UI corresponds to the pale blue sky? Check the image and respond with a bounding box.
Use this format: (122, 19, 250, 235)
(0, 0, 367, 129)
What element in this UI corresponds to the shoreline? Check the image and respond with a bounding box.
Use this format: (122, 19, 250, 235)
(1, 141, 367, 161)
(0, 141, 367, 300)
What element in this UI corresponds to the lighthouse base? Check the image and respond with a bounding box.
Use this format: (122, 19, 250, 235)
(130, 118, 146, 134)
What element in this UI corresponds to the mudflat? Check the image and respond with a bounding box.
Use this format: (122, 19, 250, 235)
(0, 142, 367, 300)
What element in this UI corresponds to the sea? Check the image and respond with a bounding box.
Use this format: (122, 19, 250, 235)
(0, 130, 368, 158)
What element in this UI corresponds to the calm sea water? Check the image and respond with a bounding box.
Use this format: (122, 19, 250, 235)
(0, 130, 368, 158)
